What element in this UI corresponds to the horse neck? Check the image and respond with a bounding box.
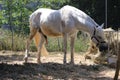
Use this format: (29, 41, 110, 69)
(76, 16, 98, 37)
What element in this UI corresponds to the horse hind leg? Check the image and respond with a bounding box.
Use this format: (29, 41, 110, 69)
(24, 27, 37, 63)
(37, 34, 45, 63)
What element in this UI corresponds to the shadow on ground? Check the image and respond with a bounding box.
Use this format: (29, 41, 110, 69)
(0, 54, 24, 62)
(0, 62, 113, 80)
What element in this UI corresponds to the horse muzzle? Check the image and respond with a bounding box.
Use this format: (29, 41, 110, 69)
(98, 42, 108, 52)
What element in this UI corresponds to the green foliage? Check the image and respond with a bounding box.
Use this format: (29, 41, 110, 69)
(0, 0, 120, 33)
(0, 0, 68, 35)
(74, 37, 89, 52)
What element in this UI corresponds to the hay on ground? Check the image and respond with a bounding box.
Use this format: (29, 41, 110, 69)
(85, 28, 120, 66)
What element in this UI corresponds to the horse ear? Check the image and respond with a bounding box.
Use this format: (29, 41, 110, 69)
(100, 23, 104, 28)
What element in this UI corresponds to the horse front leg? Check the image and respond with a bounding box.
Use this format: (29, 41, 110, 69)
(24, 27, 37, 63)
(37, 34, 45, 63)
(63, 34, 67, 64)
(70, 36, 75, 64)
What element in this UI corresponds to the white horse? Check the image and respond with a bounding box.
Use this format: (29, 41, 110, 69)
(24, 5, 108, 64)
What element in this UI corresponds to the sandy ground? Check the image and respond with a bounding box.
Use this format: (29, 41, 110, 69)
(0, 51, 120, 80)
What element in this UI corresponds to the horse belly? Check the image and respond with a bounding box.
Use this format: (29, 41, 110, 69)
(41, 25, 62, 37)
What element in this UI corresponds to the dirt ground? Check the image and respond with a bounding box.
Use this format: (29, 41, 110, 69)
(0, 51, 120, 80)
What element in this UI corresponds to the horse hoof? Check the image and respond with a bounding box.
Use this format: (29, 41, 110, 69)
(63, 61, 67, 64)
(24, 57, 28, 63)
(37, 59, 41, 64)
(69, 61, 74, 65)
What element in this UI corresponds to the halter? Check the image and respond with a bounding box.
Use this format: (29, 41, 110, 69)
(91, 27, 106, 47)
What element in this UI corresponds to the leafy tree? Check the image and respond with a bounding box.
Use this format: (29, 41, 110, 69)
(0, 0, 120, 32)
(0, 0, 68, 35)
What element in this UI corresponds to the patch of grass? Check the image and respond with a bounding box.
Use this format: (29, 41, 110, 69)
(74, 37, 89, 52)
(0, 28, 89, 52)
(46, 35, 89, 52)
(0, 29, 36, 51)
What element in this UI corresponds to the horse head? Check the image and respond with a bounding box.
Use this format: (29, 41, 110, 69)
(91, 23, 108, 52)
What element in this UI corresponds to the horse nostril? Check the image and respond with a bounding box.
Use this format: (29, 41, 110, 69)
(99, 43, 108, 52)
(99, 46, 104, 52)
(104, 43, 108, 50)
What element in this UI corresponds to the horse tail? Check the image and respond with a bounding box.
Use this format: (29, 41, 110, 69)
(34, 32, 49, 56)
(38, 28, 48, 44)
(37, 12, 48, 44)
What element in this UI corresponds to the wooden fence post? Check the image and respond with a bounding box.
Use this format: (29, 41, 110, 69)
(114, 29, 120, 80)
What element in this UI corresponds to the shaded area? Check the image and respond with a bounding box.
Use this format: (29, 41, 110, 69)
(0, 51, 117, 80)
(0, 62, 112, 80)
(0, 54, 24, 62)
(0, 63, 40, 80)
